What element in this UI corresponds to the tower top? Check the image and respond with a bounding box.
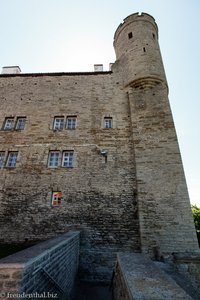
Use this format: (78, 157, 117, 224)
(114, 12, 158, 44)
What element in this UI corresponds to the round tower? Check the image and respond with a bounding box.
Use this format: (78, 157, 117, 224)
(113, 13, 167, 89)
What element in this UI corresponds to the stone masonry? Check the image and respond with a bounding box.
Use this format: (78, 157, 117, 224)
(0, 12, 199, 281)
(0, 231, 80, 299)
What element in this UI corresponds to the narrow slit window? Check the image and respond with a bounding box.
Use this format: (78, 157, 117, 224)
(51, 191, 62, 206)
(48, 151, 59, 168)
(62, 151, 74, 168)
(53, 117, 64, 130)
(104, 117, 113, 129)
(143, 47, 146, 52)
(0, 152, 5, 168)
(15, 117, 26, 130)
(4, 118, 15, 130)
(67, 116, 77, 129)
(6, 152, 18, 168)
(128, 32, 133, 39)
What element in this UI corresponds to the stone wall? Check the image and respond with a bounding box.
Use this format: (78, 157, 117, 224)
(0, 231, 80, 299)
(112, 253, 193, 300)
(0, 72, 140, 281)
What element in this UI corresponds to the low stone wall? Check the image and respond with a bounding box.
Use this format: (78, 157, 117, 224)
(0, 231, 80, 299)
(173, 253, 200, 290)
(112, 253, 193, 300)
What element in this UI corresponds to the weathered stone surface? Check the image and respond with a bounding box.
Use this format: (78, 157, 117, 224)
(113, 253, 193, 300)
(0, 232, 79, 298)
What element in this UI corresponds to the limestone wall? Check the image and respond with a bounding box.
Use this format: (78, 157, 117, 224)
(0, 72, 140, 281)
(0, 231, 80, 299)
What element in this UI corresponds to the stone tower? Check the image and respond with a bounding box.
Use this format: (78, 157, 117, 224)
(114, 13, 199, 256)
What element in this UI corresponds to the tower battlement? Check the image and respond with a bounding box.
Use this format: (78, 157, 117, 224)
(114, 12, 158, 42)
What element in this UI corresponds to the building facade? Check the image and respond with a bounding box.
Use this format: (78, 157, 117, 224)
(0, 13, 199, 281)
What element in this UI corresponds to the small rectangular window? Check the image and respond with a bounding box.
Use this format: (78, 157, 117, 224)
(51, 191, 62, 206)
(6, 152, 18, 168)
(48, 151, 59, 168)
(53, 117, 64, 130)
(104, 117, 112, 129)
(4, 118, 15, 130)
(15, 117, 26, 130)
(128, 32, 133, 39)
(62, 151, 74, 168)
(0, 152, 5, 168)
(67, 117, 77, 129)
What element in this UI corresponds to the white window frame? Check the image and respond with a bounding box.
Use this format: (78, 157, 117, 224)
(4, 118, 15, 130)
(62, 151, 74, 168)
(51, 191, 62, 206)
(48, 151, 60, 168)
(0, 152, 5, 168)
(6, 152, 18, 168)
(66, 116, 77, 129)
(53, 117, 65, 130)
(104, 117, 112, 129)
(15, 117, 26, 130)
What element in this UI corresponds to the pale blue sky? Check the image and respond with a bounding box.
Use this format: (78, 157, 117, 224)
(0, 0, 199, 205)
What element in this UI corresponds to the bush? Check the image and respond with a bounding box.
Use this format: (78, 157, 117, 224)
(192, 205, 200, 247)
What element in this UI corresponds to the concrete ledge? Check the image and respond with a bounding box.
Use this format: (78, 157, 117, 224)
(113, 253, 192, 300)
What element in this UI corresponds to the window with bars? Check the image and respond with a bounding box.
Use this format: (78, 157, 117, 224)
(15, 117, 26, 130)
(104, 117, 113, 129)
(51, 191, 62, 206)
(53, 117, 64, 130)
(6, 152, 18, 168)
(62, 151, 74, 168)
(48, 151, 60, 168)
(0, 152, 5, 168)
(66, 117, 77, 129)
(4, 118, 15, 130)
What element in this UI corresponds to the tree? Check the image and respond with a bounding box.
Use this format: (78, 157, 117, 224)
(191, 205, 200, 246)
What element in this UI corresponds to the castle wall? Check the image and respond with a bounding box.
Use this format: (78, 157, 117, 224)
(0, 72, 140, 281)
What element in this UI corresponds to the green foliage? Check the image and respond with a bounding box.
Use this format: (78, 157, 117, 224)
(192, 205, 200, 246)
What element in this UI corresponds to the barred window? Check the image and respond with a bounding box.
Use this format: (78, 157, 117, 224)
(0, 152, 5, 168)
(16, 117, 26, 130)
(4, 118, 15, 130)
(53, 117, 64, 130)
(104, 117, 112, 129)
(48, 151, 59, 168)
(67, 117, 77, 129)
(6, 152, 18, 168)
(62, 151, 74, 168)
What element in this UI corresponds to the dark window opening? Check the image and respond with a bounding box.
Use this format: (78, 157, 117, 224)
(153, 33, 155, 39)
(143, 47, 146, 52)
(128, 32, 133, 39)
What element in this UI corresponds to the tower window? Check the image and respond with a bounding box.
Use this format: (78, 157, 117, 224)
(4, 118, 15, 130)
(51, 191, 62, 206)
(67, 116, 77, 129)
(0, 152, 5, 168)
(128, 32, 133, 39)
(62, 151, 74, 168)
(104, 117, 113, 129)
(48, 151, 60, 168)
(15, 117, 26, 130)
(143, 47, 146, 52)
(53, 117, 64, 130)
(152, 33, 155, 39)
(6, 152, 18, 168)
